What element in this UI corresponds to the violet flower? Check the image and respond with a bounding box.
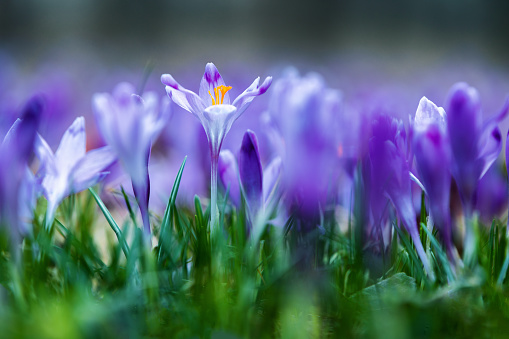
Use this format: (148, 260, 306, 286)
(93, 83, 169, 239)
(35, 117, 116, 229)
(219, 130, 282, 219)
(0, 97, 42, 247)
(446, 82, 509, 214)
(266, 69, 342, 223)
(446, 82, 508, 264)
(369, 114, 433, 277)
(161, 63, 272, 229)
(412, 97, 454, 262)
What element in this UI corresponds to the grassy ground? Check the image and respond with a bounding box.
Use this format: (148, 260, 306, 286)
(2, 158, 509, 339)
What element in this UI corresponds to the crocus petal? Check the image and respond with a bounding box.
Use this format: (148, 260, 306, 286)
(239, 130, 263, 213)
(477, 126, 502, 179)
(218, 150, 240, 207)
(483, 96, 509, 129)
(72, 146, 117, 192)
(34, 134, 57, 176)
(232, 76, 272, 117)
(263, 156, 282, 203)
(161, 74, 206, 117)
(414, 96, 446, 132)
(54, 116, 86, 171)
(201, 104, 238, 157)
(199, 63, 230, 105)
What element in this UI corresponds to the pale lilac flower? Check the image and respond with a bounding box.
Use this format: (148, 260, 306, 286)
(92, 82, 169, 238)
(35, 117, 116, 228)
(161, 63, 272, 229)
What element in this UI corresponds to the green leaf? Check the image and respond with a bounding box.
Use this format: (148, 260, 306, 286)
(157, 156, 187, 263)
(89, 187, 129, 258)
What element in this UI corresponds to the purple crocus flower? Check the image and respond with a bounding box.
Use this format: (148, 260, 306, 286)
(369, 114, 433, 277)
(0, 97, 42, 249)
(93, 82, 169, 239)
(412, 97, 454, 262)
(446, 82, 508, 215)
(35, 117, 116, 229)
(446, 82, 508, 264)
(266, 69, 343, 222)
(219, 130, 282, 219)
(161, 63, 272, 229)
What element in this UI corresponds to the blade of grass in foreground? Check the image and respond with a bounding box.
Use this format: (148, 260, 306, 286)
(158, 156, 187, 263)
(89, 187, 130, 258)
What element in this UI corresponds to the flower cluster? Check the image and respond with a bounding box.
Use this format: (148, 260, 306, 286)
(1, 61, 508, 278)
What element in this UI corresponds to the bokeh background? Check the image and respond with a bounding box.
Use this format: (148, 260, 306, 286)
(2, 0, 509, 211)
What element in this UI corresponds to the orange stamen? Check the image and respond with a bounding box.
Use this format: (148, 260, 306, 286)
(208, 85, 233, 105)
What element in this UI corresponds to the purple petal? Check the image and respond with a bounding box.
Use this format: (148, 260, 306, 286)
(218, 150, 240, 207)
(263, 156, 282, 203)
(232, 76, 272, 117)
(161, 74, 206, 117)
(72, 146, 117, 192)
(477, 126, 502, 179)
(55, 116, 86, 171)
(239, 130, 263, 213)
(199, 63, 230, 105)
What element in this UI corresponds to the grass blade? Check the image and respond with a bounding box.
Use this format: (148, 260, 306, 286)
(158, 156, 187, 263)
(89, 187, 130, 258)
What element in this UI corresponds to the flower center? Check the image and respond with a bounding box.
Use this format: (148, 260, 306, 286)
(209, 85, 232, 105)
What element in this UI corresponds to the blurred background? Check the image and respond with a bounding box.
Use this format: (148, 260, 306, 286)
(2, 0, 509, 210)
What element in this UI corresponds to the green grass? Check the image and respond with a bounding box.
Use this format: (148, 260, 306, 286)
(1, 158, 509, 338)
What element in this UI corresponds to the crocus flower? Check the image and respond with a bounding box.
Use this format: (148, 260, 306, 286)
(35, 117, 116, 229)
(369, 114, 433, 277)
(412, 97, 454, 262)
(0, 97, 42, 250)
(266, 69, 343, 223)
(161, 63, 272, 229)
(219, 130, 282, 219)
(446, 82, 508, 264)
(446, 82, 509, 215)
(93, 82, 169, 239)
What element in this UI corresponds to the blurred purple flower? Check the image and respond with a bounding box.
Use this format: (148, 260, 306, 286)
(219, 130, 282, 218)
(446, 82, 509, 215)
(93, 82, 169, 239)
(369, 114, 433, 277)
(0, 97, 42, 247)
(35, 117, 116, 229)
(412, 97, 454, 261)
(161, 63, 272, 229)
(266, 69, 343, 220)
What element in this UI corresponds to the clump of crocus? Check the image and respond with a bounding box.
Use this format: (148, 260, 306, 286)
(35, 117, 116, 229)
(93, 83, 169, 241)
(412, 97, 455, 263)
(161, 63, 272, 229)
(368, 114, 433, 278)
(0, 97, 42, 251)
(219, 130, 282, 225)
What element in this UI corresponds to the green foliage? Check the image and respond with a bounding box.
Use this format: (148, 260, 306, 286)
(2, 159, 509, 338)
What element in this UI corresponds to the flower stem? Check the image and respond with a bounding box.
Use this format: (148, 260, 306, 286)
(210, 154, 219, 230)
